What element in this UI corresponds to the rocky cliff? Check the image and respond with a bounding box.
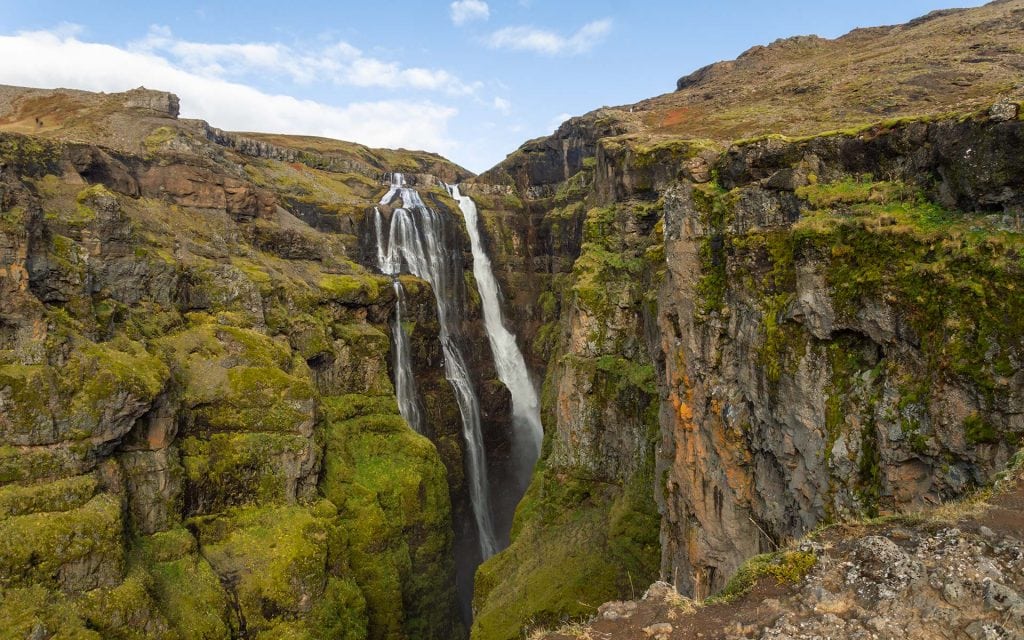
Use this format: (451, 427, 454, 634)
(0, 84, 495, 639)
(3, 2, 1024, 639)
(464, 2, 1024, 637)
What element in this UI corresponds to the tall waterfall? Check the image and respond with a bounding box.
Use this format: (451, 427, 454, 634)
(373, 205, 424, 434)
(374, 173, 499, 559)
(448, 185, 543, 467)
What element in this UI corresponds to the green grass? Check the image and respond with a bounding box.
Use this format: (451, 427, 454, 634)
(707, 551, 817, 603)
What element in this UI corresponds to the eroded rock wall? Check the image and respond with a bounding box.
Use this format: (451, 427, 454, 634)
(468, 109, 1024, 638)
(0, 115, 466, 639)
(657, 116, 1024, 599)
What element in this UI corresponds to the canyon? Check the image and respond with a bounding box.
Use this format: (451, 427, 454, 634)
(2, 1, 1024, 639)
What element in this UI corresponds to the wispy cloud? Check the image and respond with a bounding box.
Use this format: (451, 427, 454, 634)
(486, 18, 612, 55)
(0, 28, 459, 153)
(492, 96, 512, 114)
(133, 25, 480, 96)
(450, 0, 490, 26)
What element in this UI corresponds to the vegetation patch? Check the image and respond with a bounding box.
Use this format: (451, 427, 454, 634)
(709, 551, 817, 603)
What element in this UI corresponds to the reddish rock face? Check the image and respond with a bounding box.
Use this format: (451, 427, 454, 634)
(138, 164, 276, 219)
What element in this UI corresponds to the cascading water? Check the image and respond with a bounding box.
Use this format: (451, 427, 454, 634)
(375, 173, 500, 559)
(373, 204, 425, 434)
(448, 184, 543, 474)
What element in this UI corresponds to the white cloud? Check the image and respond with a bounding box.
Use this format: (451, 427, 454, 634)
(0, 28, 459, 153)
(486, 18, 612, 55)
(450, 0, 490, 26)
(132, 25, 479, 95)
(492, 97, 511, 115)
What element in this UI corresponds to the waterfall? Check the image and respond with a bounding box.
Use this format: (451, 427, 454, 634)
(448, 185, 543, 468)
(374, 173, 500, 559)
(373, 205, 424, 435)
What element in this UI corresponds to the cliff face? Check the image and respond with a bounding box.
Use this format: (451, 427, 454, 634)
(656, 113, 1024, 599)
(0, 85, 487, 639)
(4, 2, 1024, 639)
(468, 87, 1024, 640)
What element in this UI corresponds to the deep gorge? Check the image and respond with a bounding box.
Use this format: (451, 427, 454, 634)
(2, 2, 1024, 639)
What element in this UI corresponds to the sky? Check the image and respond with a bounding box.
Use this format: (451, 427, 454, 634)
(0, 0, 991, 173)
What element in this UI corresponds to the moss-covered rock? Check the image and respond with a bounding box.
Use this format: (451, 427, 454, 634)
(0, 584, 99, 639)
(320, 395, 458, 640)
(157, 320, 317, 436)
(0, 473, 97, 517)
(0, 338, 167, 447)
(139, 528, 233, 640)
(0, 493, 124, 593)
(471, 463, 659, 640)
(192, 503, 341, 636)
(181, 432, 317, 514)
(73, 569, 176, 639)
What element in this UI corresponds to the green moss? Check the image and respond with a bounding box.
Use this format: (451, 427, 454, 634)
(537, 291, 558, 321)
(0, 364, 57, 440)
(320, 396, 456, 640)
(144, 126, 177, 152)
(319, 273, 384, 304)
(0, 133, 62, 176)
(285, 315, 333, 361)
(631, 137, 718, 169)
(193, 504, 336, 636)
(0, 585, 99, 639)
(692, 182, 737, 317)
(61, 183, 118, 226)
(146, 553, 233, 639)
(0, 205, 27, 233)
(308, 577, 369, 640)
(824, 340, 867, 465)
(532, 322, 561, 361)
(73, 569, 174, 639)
(157, 321, 317, 435)
(136, 527, 198, 563)
(964, 414, 1000, 445)
(709, 551, 817, 603)
(857, 424, 883, 518)
(0, 493, 124, 591)
(181, 433, 311, 513)
(198, 366, 316, 434)
(0, 445, 74, 484)
(230, 256, 273, 289)
(321, 394, 399, 423)
(0, 474, 97, 517)
(796, 178, 908, 208)
(68, 340, 168, 428)
(570, 205, 652, 326)
(594, 355, 657, 395)
(472, 464, 660, 640)
(0, 338, 168, 444)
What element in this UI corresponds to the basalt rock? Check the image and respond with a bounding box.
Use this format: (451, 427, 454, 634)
(0, 86, 471, 640)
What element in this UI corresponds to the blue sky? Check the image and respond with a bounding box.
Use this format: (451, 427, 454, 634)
(0, 0, 990, 172)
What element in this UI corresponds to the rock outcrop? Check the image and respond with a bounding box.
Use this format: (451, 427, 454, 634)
(0, 85, 481, 640)
(466, 13, 1024, 631)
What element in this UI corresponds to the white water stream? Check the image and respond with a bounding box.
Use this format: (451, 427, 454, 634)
(448, 185, 543, 465)
(374, 173, 499, 558)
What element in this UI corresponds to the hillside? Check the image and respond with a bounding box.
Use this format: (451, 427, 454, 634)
(463, 2, 1024, 638)
(1, 1, 1023, 639)
(0, 83, 485, 639)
